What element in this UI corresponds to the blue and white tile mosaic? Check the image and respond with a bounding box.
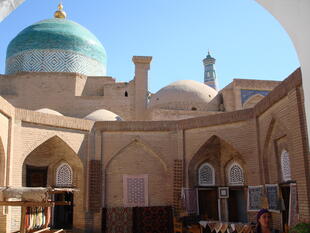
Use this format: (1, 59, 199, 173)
(5, 49, 106, 76)
(240, 89, 270, 104)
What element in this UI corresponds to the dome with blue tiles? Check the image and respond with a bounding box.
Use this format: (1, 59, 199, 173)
(5, 6, 107, 76)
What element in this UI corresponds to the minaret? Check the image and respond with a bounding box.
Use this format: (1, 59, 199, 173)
(203, 51, 218, 90)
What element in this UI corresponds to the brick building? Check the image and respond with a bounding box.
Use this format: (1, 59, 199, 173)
(0, 4, 309, 233)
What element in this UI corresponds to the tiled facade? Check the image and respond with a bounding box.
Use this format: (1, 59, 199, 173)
(240, 89, 270, 104)
(6, 49, 106, 76)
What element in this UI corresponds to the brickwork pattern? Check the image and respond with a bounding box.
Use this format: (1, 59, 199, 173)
(173, 160, 183, 214)
(89, 160, 102, 212)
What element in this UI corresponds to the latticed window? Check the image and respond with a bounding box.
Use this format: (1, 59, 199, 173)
(281, 150, 292, 181)
(228, 163, 244, 185)
(56, 163, 73, 187)
(198, 163, 215, 186)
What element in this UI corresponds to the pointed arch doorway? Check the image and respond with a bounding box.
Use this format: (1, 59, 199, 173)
(23, 136, 84, 230)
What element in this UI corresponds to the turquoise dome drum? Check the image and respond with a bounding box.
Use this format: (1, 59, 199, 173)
(5, 18, 107, 76)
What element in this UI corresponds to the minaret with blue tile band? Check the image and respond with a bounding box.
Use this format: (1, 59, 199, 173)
(203, 51, 218, 91)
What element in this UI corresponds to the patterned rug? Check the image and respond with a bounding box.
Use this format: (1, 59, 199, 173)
(133, 206, 173, 233)
(105, 207, 133, 233)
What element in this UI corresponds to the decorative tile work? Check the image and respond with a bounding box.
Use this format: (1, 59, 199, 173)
(248, 185, 263, 211)
(7, 18, 106, 63)
(5, 49, 106, 76)
(241, 89, 270, 104)
(265, 184, 279, 211)
(123, 175, 148, 207)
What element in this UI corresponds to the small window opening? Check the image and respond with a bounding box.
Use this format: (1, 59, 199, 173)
(192, 107, 197, 111)
(125, 91, 128, 97)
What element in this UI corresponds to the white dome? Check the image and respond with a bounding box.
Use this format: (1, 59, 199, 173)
(149, 80, 218, 110)
(84, 109, 123, 121)
(35, 108, 63, 116)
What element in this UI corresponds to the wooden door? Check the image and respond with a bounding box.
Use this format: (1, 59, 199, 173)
(228, 189, 247, 223)
(281, 186, 290, 230)
(198, 189, 219, 220)
(53, 192, 73, 229)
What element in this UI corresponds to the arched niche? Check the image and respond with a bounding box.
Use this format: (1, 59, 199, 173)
(243, 94, 265, 109)
(22, 135, 85, 230)
(188, 135, 245, 187)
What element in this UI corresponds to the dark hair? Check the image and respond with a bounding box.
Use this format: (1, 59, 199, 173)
(256, 209, 271, 233)
(257, 209, 270, 222)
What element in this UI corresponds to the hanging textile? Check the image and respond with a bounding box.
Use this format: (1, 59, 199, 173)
(132, 206, 173, 233)
(265, 184, 280, 211)
(247, 186, 263, 211)
(106, 207, 133, 233)
(181, 188, 198, 214)
(288, 183, 299, 227)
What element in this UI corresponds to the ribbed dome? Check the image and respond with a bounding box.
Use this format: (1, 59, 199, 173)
(149, 80, 218, 111)
(84, 109, 123, 121)
(5, 18, 106, 76)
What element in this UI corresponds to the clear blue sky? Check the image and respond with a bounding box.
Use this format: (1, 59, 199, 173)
(0, 0, 300, 93)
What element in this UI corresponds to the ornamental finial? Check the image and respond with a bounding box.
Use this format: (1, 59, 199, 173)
(54, 3, 67, 19)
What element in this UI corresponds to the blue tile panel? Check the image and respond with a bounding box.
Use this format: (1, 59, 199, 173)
(241, 89, 270, 104)
(6, 49, 106, 76)
(6, 18, 106, 66)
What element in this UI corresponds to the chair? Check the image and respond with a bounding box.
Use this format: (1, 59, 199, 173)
(174, 216, 183, 233)
(188, 224, 202, 233)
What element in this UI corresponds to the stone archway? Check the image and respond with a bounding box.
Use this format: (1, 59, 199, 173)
(22, 135, 85, 231)
(105, 140, 168, 207)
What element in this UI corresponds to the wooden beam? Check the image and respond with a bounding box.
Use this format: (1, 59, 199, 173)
(54, 201, 71, 206)
(0, 201, 54, 207)
(53, 229, 64, 233)
(32, 227, 50, 233)
(20, 206, 26, 233)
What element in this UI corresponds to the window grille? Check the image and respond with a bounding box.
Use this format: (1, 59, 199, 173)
(198, 163, 215, 186)
(281, 150, 292, 181)
(228, 163, 244, 185)
(56, 163, 73, 187)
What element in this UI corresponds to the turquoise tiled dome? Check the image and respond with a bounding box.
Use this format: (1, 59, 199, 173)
(5, 18, 107, 76)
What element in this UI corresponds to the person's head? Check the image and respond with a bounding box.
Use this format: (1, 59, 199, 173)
(257, 209, 271, 228)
